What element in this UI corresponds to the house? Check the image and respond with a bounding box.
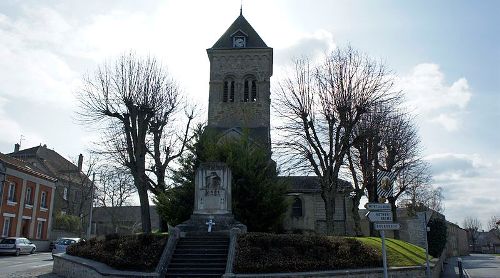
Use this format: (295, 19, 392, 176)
(474, 229, 500, 253)
(0, 152, 56, 243)
(9, 144, 92, 239)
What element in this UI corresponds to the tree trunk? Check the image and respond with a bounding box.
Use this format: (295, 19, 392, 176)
(137, 186, 152, 233)
(351, 190, 364, 236)
(322, 191, 336, 235)
(389, 198, 399, 239)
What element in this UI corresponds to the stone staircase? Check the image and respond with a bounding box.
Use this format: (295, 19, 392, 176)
(165, 233, 229, 277)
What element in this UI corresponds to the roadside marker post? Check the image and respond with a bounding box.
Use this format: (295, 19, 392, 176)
(365, 202, 401, 278)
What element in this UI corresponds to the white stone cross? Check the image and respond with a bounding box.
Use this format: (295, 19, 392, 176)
(206, 219, 215, 233)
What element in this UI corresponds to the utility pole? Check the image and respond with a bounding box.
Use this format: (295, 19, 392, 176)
(87, 173, 95, 239)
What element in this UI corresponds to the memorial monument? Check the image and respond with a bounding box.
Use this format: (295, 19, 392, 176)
(176, 162, 246, 233)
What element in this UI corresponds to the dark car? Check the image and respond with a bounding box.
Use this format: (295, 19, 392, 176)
(0, 237, 36, 256)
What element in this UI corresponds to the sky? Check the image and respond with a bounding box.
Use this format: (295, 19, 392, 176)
(0, 0, 498, 228)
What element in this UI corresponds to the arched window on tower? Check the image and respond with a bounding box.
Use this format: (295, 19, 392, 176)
(243, 77, 257, 102)
(291, 197, 303, 217)
(223, 78, 235, 102)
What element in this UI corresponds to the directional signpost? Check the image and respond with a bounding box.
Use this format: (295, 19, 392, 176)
(365, 202, 400, 278)
(367, 211, 393, 222)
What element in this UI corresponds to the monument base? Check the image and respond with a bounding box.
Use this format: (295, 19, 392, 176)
(176, 213, 247, 236)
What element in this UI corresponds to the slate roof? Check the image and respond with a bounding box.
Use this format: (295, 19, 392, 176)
(211, 13, 268, 49)
(0, 152, 57, 182)
(9, 145, 89, 184)
(281, 176, 353, 193)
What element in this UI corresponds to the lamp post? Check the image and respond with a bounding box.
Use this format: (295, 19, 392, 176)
(86, 173, 96, 239)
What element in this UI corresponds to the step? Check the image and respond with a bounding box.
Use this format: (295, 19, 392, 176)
(170, 257, 227, 264)
(166, 267, 225, 274)
(165, 273, 222, 278)
(172, 254, 227, 260)
(174, 248, 227, 254)
(176, 244, 229, 249)
(169, 262, 226, 267)
(179, 238, 229, 243)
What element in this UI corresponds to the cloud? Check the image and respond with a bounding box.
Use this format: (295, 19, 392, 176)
(425, 152, 499, 226)
(0, 97, 43, 148)
(397, 63, 472, 131)
(274, 29, 336, 68)
(0, 6, 80, 106)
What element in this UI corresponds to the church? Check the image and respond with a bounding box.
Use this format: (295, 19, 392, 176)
(205, 10, 355, 235)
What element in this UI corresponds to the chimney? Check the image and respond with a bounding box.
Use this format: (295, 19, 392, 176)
(78, 154, 83, 172)
(14, 143, 20, 153)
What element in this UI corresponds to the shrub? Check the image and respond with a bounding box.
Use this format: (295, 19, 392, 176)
(427, 218, 447, 257)
(234, 233, 381, 273)
(66, 233, 168, 271)
(53, 212, 82, 233)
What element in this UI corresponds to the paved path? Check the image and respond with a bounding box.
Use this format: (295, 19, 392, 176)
(461, 254, 500, 278)
(0, 252, 61, 277)
(441, 254, 500, 278)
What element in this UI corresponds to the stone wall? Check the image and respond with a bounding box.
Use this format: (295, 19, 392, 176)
(224, 265, 437, 278)
(53, 253, 157, 278)
(207, 49, 272, 130)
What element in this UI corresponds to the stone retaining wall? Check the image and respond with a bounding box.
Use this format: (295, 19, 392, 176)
(224, 266, 431, 278)
(53, 253, 157, 278)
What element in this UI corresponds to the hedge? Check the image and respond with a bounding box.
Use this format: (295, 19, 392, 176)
(66, 233, 168, 271)
(234, 233, 382, 273)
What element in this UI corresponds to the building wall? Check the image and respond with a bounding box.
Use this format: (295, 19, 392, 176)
(0, 169, 55, 240)
(207, 49, 273, 130)
(282, 193, 353, 236)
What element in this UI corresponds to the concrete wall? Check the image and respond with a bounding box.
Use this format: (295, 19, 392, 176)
(53, 253, 156, 278)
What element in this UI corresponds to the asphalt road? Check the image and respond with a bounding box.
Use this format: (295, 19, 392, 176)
(462, 254, 500, 278)
(0, 252, 60, 277)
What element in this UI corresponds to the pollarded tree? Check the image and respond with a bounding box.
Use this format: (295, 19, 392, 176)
(274, 46, 396, 235)
(77, 53, 193, 233)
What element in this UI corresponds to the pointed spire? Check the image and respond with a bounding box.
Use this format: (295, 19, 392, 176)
(240, 1, 243, 16)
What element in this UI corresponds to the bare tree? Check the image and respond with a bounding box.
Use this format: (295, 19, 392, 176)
(463, 216, 482, 251)
(346, 104, 394, 236)
(274, 46, 396, 235)
(95, 165, 136, 208)
(487, 216, 499, 231)
(77, 53, 193, 233)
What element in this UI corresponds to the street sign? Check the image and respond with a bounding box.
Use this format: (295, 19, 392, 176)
(377, 170, 397, 197)
(366, 211, 393, 222)
(365, 203, 391, 211)
(375, 223, 400, 230)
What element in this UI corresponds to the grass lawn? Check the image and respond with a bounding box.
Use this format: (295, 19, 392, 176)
(352, 237, 431, 267)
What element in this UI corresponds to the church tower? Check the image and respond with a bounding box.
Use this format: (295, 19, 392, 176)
(206, 11, 273, 149)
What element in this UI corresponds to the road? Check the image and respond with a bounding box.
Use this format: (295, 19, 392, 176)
(461, 254, 500, 278)
(0, 252, 60, 277)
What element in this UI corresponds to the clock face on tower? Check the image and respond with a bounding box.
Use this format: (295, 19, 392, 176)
(233, 36, 246, 48)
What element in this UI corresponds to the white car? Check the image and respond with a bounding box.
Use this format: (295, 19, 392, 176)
(0, 237, 36, 256)
(51, 238, 82, 258)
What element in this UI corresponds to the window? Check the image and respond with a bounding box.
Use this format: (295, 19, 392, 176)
(243, 78, 257, 102)
(36, 221, 44, 239)
(40, 191, 47, 208)
(25, 187, 32, 205)
(291, 197, 303, 217)
(63, 187, 68, 200)
(2, 217, 11, 237)
(7, 182, 16, 202)
(223, 79, 235, 102)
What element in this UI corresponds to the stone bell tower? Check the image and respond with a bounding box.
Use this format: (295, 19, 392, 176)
(206, 10, 273, 149)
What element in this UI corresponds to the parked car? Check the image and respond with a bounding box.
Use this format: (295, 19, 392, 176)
(0, 237, 36, 256)
(51, 238, 83, 258)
